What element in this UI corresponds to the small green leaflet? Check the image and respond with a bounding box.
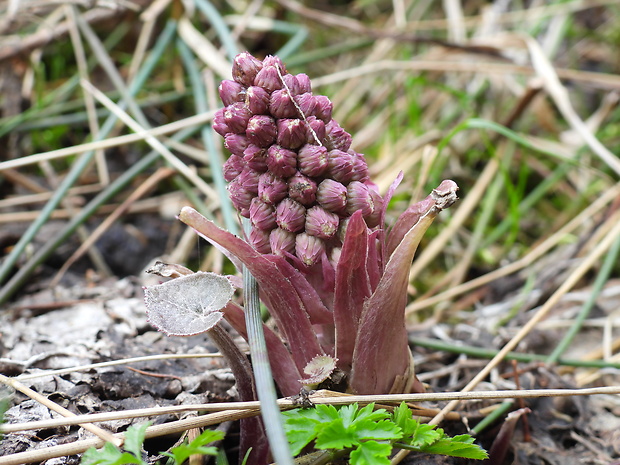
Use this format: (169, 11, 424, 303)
(81, 422, 150, 465)
(283, 402, 488, 464)
(80, 423, 225, 465)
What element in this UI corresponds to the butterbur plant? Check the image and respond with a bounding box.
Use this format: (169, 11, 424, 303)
(144, 52, 458, 460)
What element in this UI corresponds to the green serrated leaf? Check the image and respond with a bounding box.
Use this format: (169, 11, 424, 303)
(392, 402, 415, 437)
(123, 422, 150, 458)
(408, 421, 441, 448)
(80, 442, 144, 465)
(315, 418, 358, 449)
(419, 436, 488, 459)
(352, 403, 390, 424)
(161, 429, 224, 464)
(283, 408, 329, 455)
(353, 419, 401, 441)
(349, 440, 392, 465)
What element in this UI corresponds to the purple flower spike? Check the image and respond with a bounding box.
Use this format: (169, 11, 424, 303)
(298, 144, 328, 177)
(270, 89, 297, 118)
(346, 181, 374, 217)
(305, 116, 326, 144)
(295, 233, 325, 266)
(324, 120, 352, 152)
(263, 55, 286, 72)
(305, 205, 340, 240)
(250, 197, 277, 231)
(266, 145, 298, 178)
(296, 73, 312, 93)
(232, 52, 263, 86)
(245, 86, 270, 115)
(313, 95, 333, 122)
(224, 102, 253, 134)
(224, 133, 250, 156)
(258, 172, 288, 205)
(282, 73, 301, 95)
(243, 145, 268, 172)
(212, 108, 230, 137)
(295, 93, 316, 116)
(248, 226, 271, 253)
(222, 154, 245, 182)
(317, 179, 348, 214)
(277, 118, 306, 149)
(269, 227, 296, 256)
(237, 167, 260, 195)
(288, 172, 317, 206)
(254, 65, 283, 93)
(275, 198, 306, 233)
(202, 52, 461, 403)
(365, 188, 383, 228)
(350, 152, 370, 182)
(219, 79, 246, 106)
(327, 149, 355, 183)
(246, 115, 277, 148)
(228, 178, 253, 217)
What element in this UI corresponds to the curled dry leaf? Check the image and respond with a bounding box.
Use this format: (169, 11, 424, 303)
(299, 355, 338, 387)
(144, 272, 234, 336)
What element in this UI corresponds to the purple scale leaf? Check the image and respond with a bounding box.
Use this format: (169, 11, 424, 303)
(333, 211, 372, 373)
(349, 181, 459, 394)
(179, 207, 325, 372)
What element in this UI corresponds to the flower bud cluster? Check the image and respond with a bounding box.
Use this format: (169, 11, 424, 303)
(214, 52, 383, 266)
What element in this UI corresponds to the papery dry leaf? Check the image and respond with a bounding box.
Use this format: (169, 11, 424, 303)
(144, 272, 234, 336)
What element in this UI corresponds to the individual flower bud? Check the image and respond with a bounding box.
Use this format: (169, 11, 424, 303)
(327, 149, 355, 183)
(219, 80, 246, 106)
(295, 233, 326, 266)
(313, 95, 333, 122)
(263, 55, 286, 73)
(224, 102, 253, 134)
(246, 115, 277, 147)
(296, 73, 311, 93)
(224, 133, 250, 156)
(337, 216, 350, 242)
(254, 65, 283, 93)
(250, 197, 277, 231)
(329, 246, 342, 268)
(346, 181, 373, 216)
(267, 145, 298, 178)
(295, 93, 316, 116)
(212, 108, 230, 137)
(222, 155, 245, 182)
(248, 226, 271, 253)
(245, 86, 270, 114)
(269, 89, 297, 118)
(365, 188, 383, 228)
(243, 145, 268, 172)
(237, 167, 260, 195)
(232, 52, 263, 86)
(228, 177, 253, 216)
(288, 172, 317, 206)
(349, 150, 370, 182)
(269, 227, 296, 256)
(305, 116, 326, 144)
(317, 179, 348, 214)
(258, 172, 288, 205)
(305, 206, 340, 240)
(275, 198, 306, 233)
(324, 120, 352, 152)
(282, 73, 301, 95)
(298, 144, 328, 177)
(277, 118, 307, 149)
